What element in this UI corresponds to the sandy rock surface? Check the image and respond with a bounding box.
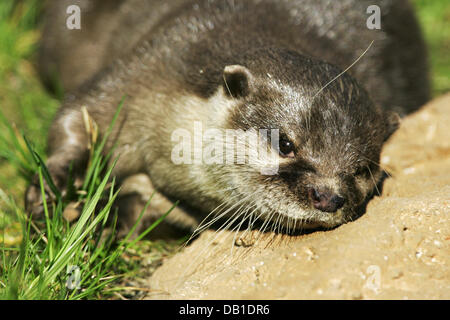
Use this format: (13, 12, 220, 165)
(145, 94, 450, 299)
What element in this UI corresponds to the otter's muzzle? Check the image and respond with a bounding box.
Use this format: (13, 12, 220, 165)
(308, 188, 345, 213)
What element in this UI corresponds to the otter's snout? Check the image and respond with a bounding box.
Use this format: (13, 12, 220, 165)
(308, 188, 345, 213)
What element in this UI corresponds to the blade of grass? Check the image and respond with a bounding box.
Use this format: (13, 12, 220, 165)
(23, 159, 118, 298)
(37, 166, 53, 261)
(24, 136, 61, 200)
(82, 96, 126, 191)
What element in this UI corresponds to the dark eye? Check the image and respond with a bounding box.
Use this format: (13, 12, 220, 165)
(279, 139, 295, 158)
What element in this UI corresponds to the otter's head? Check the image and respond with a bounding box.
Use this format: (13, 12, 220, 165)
(209, 50, 399, 230)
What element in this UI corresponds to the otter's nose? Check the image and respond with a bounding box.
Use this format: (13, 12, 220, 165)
(308, 188, 345, 213)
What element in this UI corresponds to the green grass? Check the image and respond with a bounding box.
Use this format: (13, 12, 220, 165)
(0, 91, 177, 299)
(0, 1, 57, 200)
(1, 157, 175, 299)
(412, 0, 450, 96)
(0, 1, 179, 300)
(0, 0, 448, 300)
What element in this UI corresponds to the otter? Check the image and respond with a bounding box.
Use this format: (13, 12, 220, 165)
(27, 0, 429, 236)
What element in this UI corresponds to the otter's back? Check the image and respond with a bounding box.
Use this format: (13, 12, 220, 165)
(39, 0, 429, 115)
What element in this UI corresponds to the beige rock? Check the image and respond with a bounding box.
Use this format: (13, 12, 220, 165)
(146, 94, 450, 300)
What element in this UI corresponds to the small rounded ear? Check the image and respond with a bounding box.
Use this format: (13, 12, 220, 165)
(384, 111, 401, 142)
(222, 65, 254, 98)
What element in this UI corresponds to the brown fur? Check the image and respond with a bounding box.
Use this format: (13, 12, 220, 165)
(28, 0, 427, 236)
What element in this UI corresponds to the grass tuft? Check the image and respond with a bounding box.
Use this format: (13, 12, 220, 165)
(0, 125, 175, 300)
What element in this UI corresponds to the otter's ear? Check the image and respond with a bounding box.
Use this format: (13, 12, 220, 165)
(384, 111, 401, 142)
(222, 65, 254, 98)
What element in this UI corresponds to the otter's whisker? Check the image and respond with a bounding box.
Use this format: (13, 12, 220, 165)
(258, 208, 276, 235)
(367, 165, 381, 196)
(312, 40, 374, 100)
(349, 144, 393, 179)
(189, 189, 243, 237)
(230, 203, 259, 257)
(178, 193, 258, 284)
(238, 203, 267, 243)
(253, 208, 277, 246)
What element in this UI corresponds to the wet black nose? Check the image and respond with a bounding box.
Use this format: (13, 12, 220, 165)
(308, 188, 345, 213)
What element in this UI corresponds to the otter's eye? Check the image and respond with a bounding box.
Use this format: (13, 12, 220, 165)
(279, 139, 295, 158)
